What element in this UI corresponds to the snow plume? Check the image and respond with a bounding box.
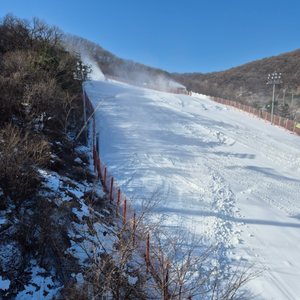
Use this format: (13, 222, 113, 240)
(64, 42, 105, 81)
(115, 68, 186, 92)
(81, 52, 105, 81)
(155, 74, 186, 91)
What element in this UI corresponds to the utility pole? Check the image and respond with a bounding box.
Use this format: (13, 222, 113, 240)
(282, 89, 286, 104)
(73, 52, 92, 139)
(267, 73, 282, 125)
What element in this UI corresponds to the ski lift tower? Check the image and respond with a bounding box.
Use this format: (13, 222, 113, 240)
(267, 73, 282, 125)
(73, 52, 92, 138)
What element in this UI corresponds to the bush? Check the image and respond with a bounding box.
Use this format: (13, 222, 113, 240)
(0, 124, 50, 208)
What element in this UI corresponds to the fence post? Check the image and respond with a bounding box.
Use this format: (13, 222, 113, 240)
(278, 117, 281, 128)
(98, 158, 101, 180)
(116, 189, 120, 217)
(165, 263, 169, 300)
(293, 122, 296, 134)
(110, 177, 114, 204)
(285, 119, 288, 131)
(133, 212, 136, 247)
(93, 146, 96, 171)
(123, 199, 127, 224)
(146, 233, 149, 274)
(103, 167, 107, 191)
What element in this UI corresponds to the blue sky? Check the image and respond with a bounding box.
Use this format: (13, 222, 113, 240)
(1, 0, 299, 73)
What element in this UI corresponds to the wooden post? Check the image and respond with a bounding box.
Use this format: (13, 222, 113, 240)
(98, 158, 101, 180)
(93, 146, 96, 171)
(123, 199, 127, 223)
(146, 233, 149, 274)
(133, 212, 136, 247)
(165, 263, 169, 300)
(92, 145, 94, 165)
(285, 119, 288, 131)
(110, 177, 114, 204)
(116, 189, 120, 217)
(103, 167, 107, 191)
(278, 117, 281, 128)
(293, 122, 296, 134)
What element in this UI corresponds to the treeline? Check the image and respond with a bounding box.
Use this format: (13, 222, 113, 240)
(63, 33, 177, 86)
(171, 49, 300, 110)
(0, 13, 87, 298)
(0, 14, 82, 130)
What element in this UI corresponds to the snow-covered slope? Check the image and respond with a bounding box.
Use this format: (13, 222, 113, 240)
(87, 79, 300, 300)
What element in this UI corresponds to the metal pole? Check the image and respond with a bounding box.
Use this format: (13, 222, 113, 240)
(271, 83, 275, 125)
(82, 82, 86, 124)
(82, 81, 87, 140)
(96, 134, 99, 154)
(75, 96, 115, 141)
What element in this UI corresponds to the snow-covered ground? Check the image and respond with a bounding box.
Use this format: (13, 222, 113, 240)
(86, 79, 300, 300)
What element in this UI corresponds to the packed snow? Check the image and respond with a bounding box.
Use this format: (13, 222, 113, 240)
(86, 78, 300, 299)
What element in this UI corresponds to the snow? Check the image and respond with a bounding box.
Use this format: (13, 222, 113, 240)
(74, 157, 83, 164)
(15, 260, 60, 300)
(86, 79, 300, 299)
(0, 276, 10, 290)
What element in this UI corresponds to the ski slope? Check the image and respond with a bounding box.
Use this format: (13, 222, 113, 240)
(86, 79, 300, 299)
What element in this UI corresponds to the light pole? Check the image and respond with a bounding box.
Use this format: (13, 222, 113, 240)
(267, 73, 282, 125)
(73, 52, 92, 138)
(75, 96, 115, 141)
(282, 89, 286, 104)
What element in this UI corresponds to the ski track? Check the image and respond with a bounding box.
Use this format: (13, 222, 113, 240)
(88, 80, 300, 299)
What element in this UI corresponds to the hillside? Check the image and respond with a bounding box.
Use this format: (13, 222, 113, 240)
(171, 49, 300, 109)
(63, 34, 177, 88)
(64, 33, 300, 121)
(0, 14, 257, 299)
(88, 78, 300, 299)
